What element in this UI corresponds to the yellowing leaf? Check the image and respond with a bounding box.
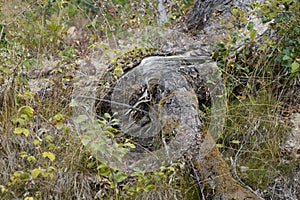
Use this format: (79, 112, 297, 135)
(42, 152, 56, 162)
(0, 185, 8, 193)
(31, 168, 45, 179)
(34, 139, 42, 145)
(231, 140, 240, 144)
(23, 129, 29, 137)
(27, 156, 37, 162)
(13, 127, 29, 137)
(291, 61, 299, 73)
(48, 173, 54, 180)
(114, 66, 123, 76)
(54, 114, 65, 121)
(225, 22, 234, 29)
(55, 121, 63, 129)
(123, 142, 135, 149)
(231, 8, 239, 16)
(48, 166, 57, 171)
(19, 151, 28, 158)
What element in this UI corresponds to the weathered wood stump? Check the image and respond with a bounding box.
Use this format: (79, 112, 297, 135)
(96, 52, 260, 199)
(87, 0, 263, 198)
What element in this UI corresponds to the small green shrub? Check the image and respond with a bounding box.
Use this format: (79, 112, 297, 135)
(256, 0, 300, 74)
(213, 0, 299, 99)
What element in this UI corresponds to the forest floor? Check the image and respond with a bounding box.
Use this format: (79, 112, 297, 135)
(1, 0, 299, 199)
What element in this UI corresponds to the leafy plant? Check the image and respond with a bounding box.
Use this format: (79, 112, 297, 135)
(255, 0, 300, 74)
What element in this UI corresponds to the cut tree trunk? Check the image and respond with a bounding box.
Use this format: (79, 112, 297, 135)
(185, 1, 261, 198)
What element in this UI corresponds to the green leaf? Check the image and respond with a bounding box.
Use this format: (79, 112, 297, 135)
(104, 113, 111, 119)
(216, 43, 225, 51)
(136, 187, 143, 192)
(144, 184, 155, 192)
(291, 61, 299, 73)
(225, 22, 234, 29)
(115, 172, 128, 183)
(18, 91, 35, 99)
(231, 140, 240, 144)
(46, 20, 62, 32)
(0, 66, 12, 74)
(123, 142, 136, 149)
(18, 106, 34, 119)
(44, 134, 53, 142)
(10, 171, 29, 184)
(111, 118, 119, 123)
(80, 124, 89, 131)
(56, 121, 63, 129)
(207, 79, 216, 85)
(249, 29, 256, 40)
(283, 55, 291, 61)
(97, 165, 111, 176)
(247, 21, 254, 30)
(102, 130, 114, 137)
(47, 172, 54, 180)
(42, 152, 56, 162)
(106, 126, 117, 132)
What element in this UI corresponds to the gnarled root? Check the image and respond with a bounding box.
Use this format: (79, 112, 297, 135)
(191, 134, 261, 200)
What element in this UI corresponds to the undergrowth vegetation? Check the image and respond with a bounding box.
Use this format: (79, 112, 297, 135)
(0, 1, 197, 199)
(212, 0, 299, 198)
(0, 0, 299, 199)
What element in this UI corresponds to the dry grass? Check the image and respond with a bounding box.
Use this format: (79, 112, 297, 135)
(214, 79, 299, 199)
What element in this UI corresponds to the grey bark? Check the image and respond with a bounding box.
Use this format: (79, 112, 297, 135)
(186, 0, 231, 34)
